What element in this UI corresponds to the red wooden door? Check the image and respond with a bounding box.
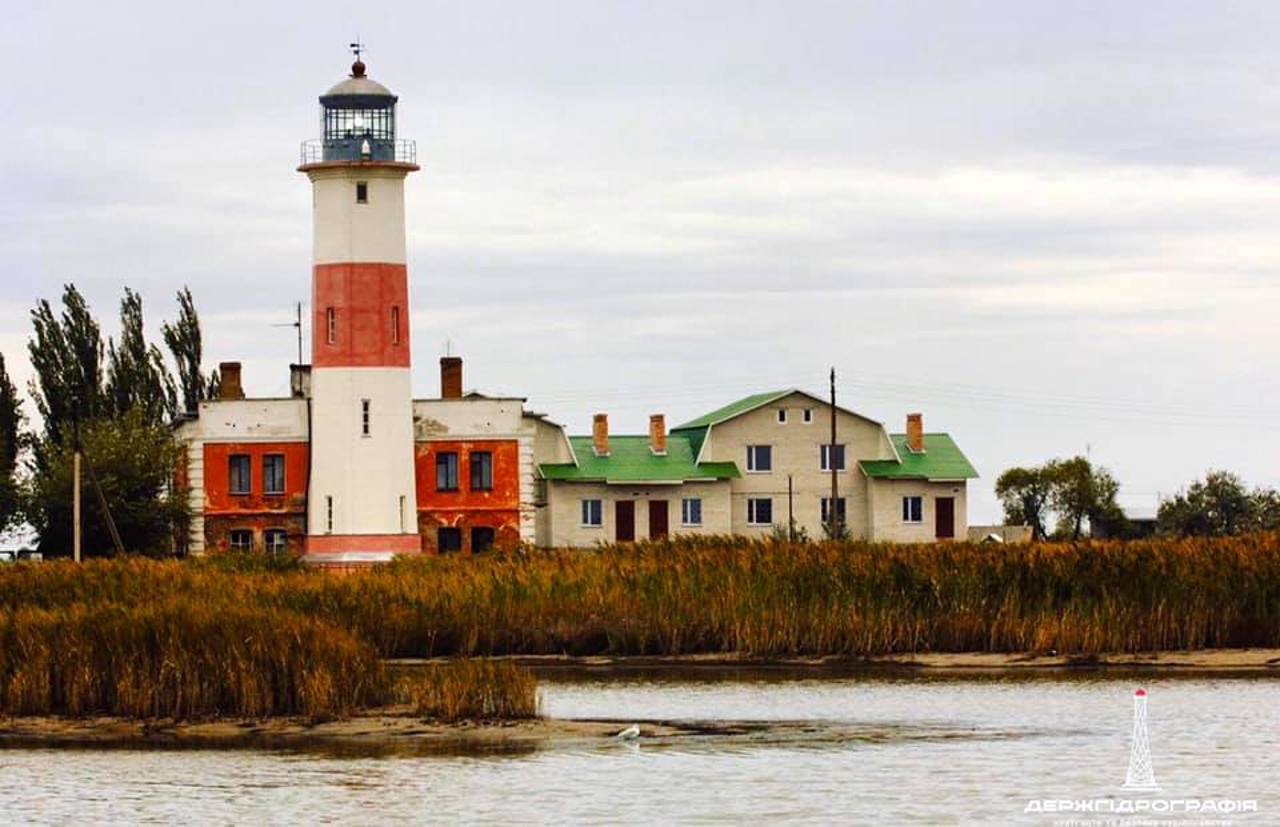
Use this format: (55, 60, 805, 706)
(616, 500, 636, 542)
(648, 500, 669, 539)
(935, 497, 955, 540)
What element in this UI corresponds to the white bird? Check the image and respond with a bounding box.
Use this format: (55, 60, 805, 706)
(615, 724, 641, 740)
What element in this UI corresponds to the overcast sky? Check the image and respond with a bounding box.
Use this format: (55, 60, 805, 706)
(4, 1, 1279, 523)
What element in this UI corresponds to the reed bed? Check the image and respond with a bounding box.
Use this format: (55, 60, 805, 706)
(398, 660, 539, 722)
(1, 533, 1278, 680)
(0, 601, 386, 720)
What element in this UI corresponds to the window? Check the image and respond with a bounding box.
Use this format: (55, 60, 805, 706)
(746, 445, 772, 473)
(229, 529, 253, 552)
(436, 452, 459, 491)
(681, 497, 703, 526)
(326, 496, 334, 533)
(263, 454, 285, 495)
(229, 454, 251, 495)
(820, 444, 847, 472)
(399, 495, 407, 533)
(471, 526, 496, 553)
(470, 451, 493, 491)
(264, 528, 288, 555)
(902, 496, 924, 523)
(391, 306, 401, 345)
(356, 181, 368, 204)
(803, 408, 814, 424)
(777, 409, 787, 424)
(821, 497, 848, 525)
(581, 499, 603, 526)
(361, 399, 371, 437)
(437, 527, 462, 553)
(326, 307, 337, 344)
(747, 498, 773, 526)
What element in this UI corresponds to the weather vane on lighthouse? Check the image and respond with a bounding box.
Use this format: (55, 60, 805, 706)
(349, 39, 365, 61)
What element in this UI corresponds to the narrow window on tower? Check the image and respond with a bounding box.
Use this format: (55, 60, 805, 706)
(326, 496, 334, 533)
(356, 181, 368, 204)
(326, 307, 336, 344)
(361, 399, 371, 437)
(391, 306, 401, 345)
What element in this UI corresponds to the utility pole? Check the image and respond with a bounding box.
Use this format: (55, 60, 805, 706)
(828, 367, 839, 540)
(73, 450, 82, 563)
(787, 474, 795, 542)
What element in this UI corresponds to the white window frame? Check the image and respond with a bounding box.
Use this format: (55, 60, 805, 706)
(746, 445, 772, 473)
(777, 409, 787, 424)
(820, 443, 847, 472)
(581, 499, 603, 527)
(902, 495, 924, 524)
(681, 497, 703, 526)
(264, 528, 287, 555)
(747, 497, 773, 526)
(229, 529, 254, 552)
(803, 408, 814, 424)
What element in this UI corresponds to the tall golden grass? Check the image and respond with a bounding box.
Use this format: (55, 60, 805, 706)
(399, 660, 539, 722)
(1, 532, 1278, 719)
(0, 601, 386, 719)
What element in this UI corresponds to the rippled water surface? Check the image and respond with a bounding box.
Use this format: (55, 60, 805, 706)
(2, 674, 1276, 824)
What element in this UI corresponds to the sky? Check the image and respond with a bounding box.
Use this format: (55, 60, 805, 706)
(3, 1, 1279, 524)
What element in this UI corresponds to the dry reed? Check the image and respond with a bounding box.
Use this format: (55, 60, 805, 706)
(399, 660, 539, 721)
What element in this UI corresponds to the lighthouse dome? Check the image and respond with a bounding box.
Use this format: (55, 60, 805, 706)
(315, 59, 400, 162)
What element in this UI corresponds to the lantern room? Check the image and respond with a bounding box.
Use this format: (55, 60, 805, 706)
(316, 59, 398, 162)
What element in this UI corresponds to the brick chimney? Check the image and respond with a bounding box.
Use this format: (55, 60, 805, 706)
(440, 356, 463, 399)
(592, 413, 610, 456)
(649, 414, 667, 455)
(218, 361, 244, 400)
(906, 412, 925, 453)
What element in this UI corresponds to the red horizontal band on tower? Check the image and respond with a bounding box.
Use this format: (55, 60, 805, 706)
(312, 262, 411, 368)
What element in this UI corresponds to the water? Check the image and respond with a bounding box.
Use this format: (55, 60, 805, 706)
(1, 673, 1276, 824)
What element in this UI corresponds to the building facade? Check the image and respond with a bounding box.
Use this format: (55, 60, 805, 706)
(172, 57, 980, 562)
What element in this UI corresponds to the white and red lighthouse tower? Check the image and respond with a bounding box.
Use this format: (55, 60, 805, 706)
(298, 55, 421, 565)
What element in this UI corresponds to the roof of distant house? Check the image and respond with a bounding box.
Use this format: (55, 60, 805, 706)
(538, 434, 740, 483)
(859, 434, 979, 480)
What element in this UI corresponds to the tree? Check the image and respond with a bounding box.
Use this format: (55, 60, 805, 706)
(995, 465, 1053, 540)
(1048, 456, 1122, 541)
(0, 354, 23, 532)
(105, 288, 177, 423)
(25, 409, 188, 558)
(27, 284, 105, 448)
(162, 287, 211, 415)
(1156, 470, 1274, 537)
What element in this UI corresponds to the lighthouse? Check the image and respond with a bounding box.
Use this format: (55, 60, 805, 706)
(298, 54, 421, 565)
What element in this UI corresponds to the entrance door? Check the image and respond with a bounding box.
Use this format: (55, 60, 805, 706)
(648, 500, 669, 539)
(616, 500, 636, 542)
(935, 497, 955, 540)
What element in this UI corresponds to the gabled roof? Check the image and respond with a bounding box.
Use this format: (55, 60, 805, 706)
(539, 435, 740, 484)
(673, 390, 794, 430)
(859, 434, 978, 480)
(672, 389, 892, 464)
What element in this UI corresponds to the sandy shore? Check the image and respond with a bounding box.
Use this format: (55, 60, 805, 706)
(3, 649, 1275, 752)
(393, 647, 1280, 674)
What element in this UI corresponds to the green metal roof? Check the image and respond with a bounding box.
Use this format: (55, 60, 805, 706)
(539, 435, 741, 483)
(859, 434, 979, 480)
(672, 390, 792, 430)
